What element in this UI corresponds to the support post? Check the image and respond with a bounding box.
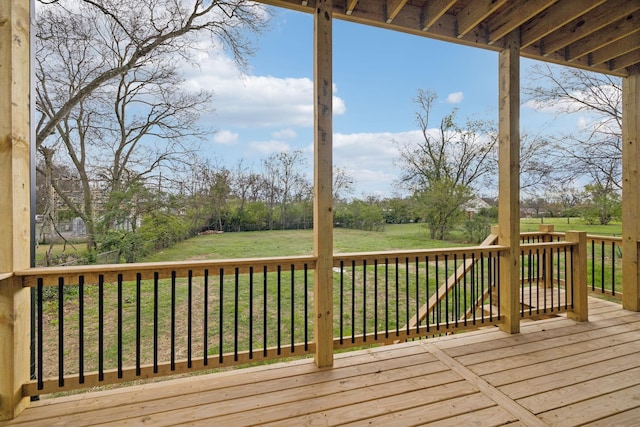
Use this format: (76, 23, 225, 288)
(622, 65, 640, 311)
(565, 231, 588, 321)
(0, 0, 32, 420)
(313, 0, 334, 368)
(497, 30, 521, 334)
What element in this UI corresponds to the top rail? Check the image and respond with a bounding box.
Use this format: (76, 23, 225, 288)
(16, 256, 318, 287)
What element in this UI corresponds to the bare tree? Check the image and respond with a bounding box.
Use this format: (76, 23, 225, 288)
(524, 64, 622, 191)
(35, 0, 268, 249)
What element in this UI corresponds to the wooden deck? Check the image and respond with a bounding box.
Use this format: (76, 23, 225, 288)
(6, 297, 640, 426)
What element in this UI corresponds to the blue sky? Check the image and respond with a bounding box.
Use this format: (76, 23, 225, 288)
(184, 7, 568, 198)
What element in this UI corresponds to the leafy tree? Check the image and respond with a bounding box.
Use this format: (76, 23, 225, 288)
(582, 183, 621, 225)
(396, 89, 497, 239)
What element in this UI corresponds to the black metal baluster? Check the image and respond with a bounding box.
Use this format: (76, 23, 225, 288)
(79, 276, 84, 384)
(415, 257, 419, 334)
(204, 269, 209, 366)
(37, 278, 43, 390)
(591, 240, 595, 291)
(117, 274, 123, 378)
(351, 260, 356, 343)
(374, 259, 379, 340)
(395, 258, 399, 336)
(263, 266, 267, 357)
(339, 260, 344, 344)
(405, 257, 410, 334)
(249, 267, 253, 359)
(304, 264, 309, 350)
(363, 260, 367, 342)
(234, 267, 239, 361)
(385, 258, 389, 338)
(219, 268, 224, 363)
(536, 249, 540, 315)
(98, 275, 104, 381)
(153, 272, 159, 373)
(171, 271, 176, 370)
(601, 241, 605, 294)
(136, 273, 141, 376)
(425, 256, 430, 331)
(444, 255, 449, 328)
(612, 241, 616, 296)
(188, 270, 193, 368)
(463, 255, 468, 326)
(291, 264, 295, 352)
(435, 256, 439, 329)
(58, 277, 64, 387)
(277, 265, 281, 355)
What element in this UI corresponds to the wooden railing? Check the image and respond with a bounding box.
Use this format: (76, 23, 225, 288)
(14, 227, 593, 397)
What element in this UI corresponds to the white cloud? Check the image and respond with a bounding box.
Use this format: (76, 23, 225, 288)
(332, 130, 424, 196)
(183, 51, 345, 129)
(272, 128, 297, 139)
(247, 140, 292, 155)
(212, 130, 239, 145)
(446, 91, 464, 104)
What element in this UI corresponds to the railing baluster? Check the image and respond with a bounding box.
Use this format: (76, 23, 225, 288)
(363, 260, 367, 342)
(248, 267, 253, 359)
(405, 257, 410, 334)
(415, 257, 419, 334)
(385, 258, 389, 339)
(304, 264, 308, 350)
(339, 260, 344, 344)
(435, 256, 439, 329)
(374, 259, 379, 340)
(136, 273, 141, 376)
(277, 265, 281, 355)
(235, 267, 239, 361)
(37, 278, 43, 391)
(291, 264, 295, 352)
(591, 240, 595, 291)
(171, 271, 176, 371)
(153, 272, 159, 373)
(395, 258, 399, 336)
(58, 277, 64, 387)
(98, 275, 104, 381)
(612, 241, 616, 295)
(204, 269, 209, 365)
(219, 268, 224, 363)
(188, 270, 193, 368)
(425, 256, 430, 331)
(351, 260, 356, 343)
(601, 241, 605, 294)
(79, 275, 84, 384)
(263, 266, 267, 357)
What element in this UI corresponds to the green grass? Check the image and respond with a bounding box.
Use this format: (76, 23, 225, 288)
(520, 217, 621, 235)
(143, 224, 461, 263)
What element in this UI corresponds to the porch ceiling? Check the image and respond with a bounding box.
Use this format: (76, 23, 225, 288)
(259, 0, 640, 77)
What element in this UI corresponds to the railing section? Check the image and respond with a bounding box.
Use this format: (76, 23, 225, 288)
(20, 257, 316, 395)
(587, 235, 622, 297)
(332, 246, 503, 349)
(18, 229, 600, 397)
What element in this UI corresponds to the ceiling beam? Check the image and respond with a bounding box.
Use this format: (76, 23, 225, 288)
(519, 0, 606, 48)
(591, 33, 640, 65)
(421, 0, 456, 31)
(385, 0, 408, 23)
(456, 0, 508, 39)
(567, 12, 640, 62)
(486, 0, 557, 45)
(611, 49, 640, 73)
(346, 0, 358, 15)
(540, 0, 640, 56)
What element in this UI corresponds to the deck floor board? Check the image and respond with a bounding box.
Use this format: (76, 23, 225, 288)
(7, 297, 640, 426)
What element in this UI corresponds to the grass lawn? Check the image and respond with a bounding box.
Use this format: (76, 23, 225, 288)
(142, 223, 463, 263)
(520, 217, 621, 235)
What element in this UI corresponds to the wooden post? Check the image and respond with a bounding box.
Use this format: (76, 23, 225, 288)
(0, 0, 32, 420)
(622, 65, 640, 312)
(540, 224, 554, 289)
(313, 0, 334, 368)
(565, 231, 588, 321)
(497, 30, 520, 334)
